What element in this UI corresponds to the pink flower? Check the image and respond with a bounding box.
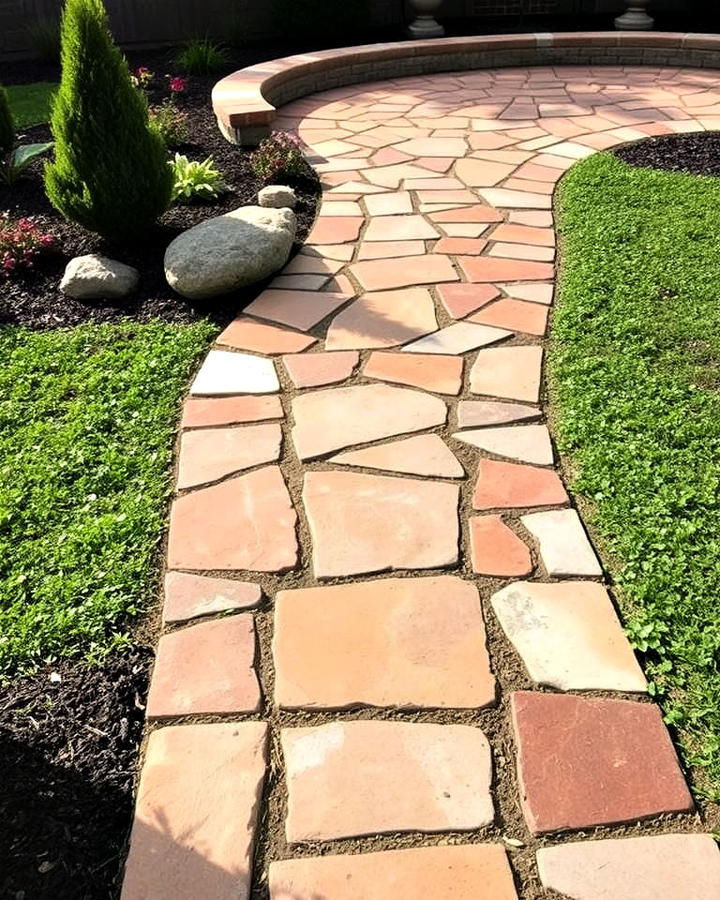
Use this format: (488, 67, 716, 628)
(39, 234, 56, 247)
(169, 77, 188, 94)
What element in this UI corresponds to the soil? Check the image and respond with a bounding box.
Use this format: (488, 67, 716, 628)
(0, 646, 153, 899)
(1, 69, 320, 330)
(614, 131, 720, 178)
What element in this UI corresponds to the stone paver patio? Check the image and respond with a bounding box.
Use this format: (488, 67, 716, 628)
(122, 63, 720, 898)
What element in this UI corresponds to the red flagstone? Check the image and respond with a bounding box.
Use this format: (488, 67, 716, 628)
(325, 287, 438, 350)
(473, 457, 568, 510)
(470, 345, 544, 402)
(146, 616, 260, 718)
(434, 237, 488, 255)
(181, 395, 283, 429)
(511, 692, 693, 834)
(269, 844, 518, 900)
(470, 515, 534, 576)
(357, 240, 426, 259)
(363, 350, 463, 394)
(243, 289, 352, 331)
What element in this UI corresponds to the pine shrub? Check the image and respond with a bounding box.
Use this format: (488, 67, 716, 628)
(0, 86, 15, 157)
(45, 0, 173, 242)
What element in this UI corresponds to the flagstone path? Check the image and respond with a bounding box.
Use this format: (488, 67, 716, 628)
(122, 64, 720, 899)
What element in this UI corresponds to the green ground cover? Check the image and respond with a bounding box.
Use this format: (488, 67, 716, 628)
(0, 321, 214, 676)
(551, 152, 720, 802)
(6, 82, 57, 128)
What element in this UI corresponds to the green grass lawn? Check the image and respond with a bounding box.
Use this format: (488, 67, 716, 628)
(552, 152, 720, 803)
(0, 321, 214, 676)
(6, 81, 57, 128)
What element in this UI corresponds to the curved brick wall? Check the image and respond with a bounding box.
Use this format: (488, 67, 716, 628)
(212, 32, 720, 145)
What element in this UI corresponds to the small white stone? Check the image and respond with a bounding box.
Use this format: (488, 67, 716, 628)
(521, 508, 602, 577)
(59, 254, 139, 299)
(258, 185, 297, 209)
(190, 350, 279, 396)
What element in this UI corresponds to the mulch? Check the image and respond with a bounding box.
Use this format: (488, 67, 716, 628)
(0, 58, 319, 899)
(1, 66, 320, 331)
(614, 131, 720, 178)
(0, 647, 153, 899)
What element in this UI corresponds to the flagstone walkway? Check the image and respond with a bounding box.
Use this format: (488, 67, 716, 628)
(122, 64, 720, 899)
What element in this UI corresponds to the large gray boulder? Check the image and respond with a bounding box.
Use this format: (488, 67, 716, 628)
(60, 254, 139, 300)
(164, 205, 297, 300)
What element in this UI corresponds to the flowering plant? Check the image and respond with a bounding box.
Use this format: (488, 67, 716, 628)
(1, 213, 57, 276)
(168, 76, 188, 94)
(130, 66, 154, 89)
(250, 132, 307, 182)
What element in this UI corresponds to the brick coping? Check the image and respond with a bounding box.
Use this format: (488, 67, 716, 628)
(212, 31, 720, 145)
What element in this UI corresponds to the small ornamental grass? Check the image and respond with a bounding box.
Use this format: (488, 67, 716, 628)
(1, 213, 57, 276)
(173, 38, 229, 75)
(250, 132, 306, 183)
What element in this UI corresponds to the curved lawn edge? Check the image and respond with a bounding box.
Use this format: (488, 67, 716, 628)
(550, 150, 720, 806)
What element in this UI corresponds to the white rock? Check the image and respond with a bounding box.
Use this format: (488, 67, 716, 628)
(258, 185, 297, 209)
(190, 350, 279, 396)
(59, 254, 139, 299)
(164, 206, 296, 299)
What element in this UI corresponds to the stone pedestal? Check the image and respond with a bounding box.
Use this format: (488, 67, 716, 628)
(408, 0, 444, 38)
(615, 0, 654, 30)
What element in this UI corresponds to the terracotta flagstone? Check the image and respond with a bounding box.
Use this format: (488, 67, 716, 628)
(121, 722, 267, 900)
(163, 572, 261, 624)
(537, 834, 720, 900)
(124, 62, 708, 899)
(146, 616, 260, 718)
(363, 350, 463, 394)
(291, 383, 446, 460)
(167, 466, 298, 571)
(325, 287, 438, 350)
(303, 470, 460, 577)
(273, 576, 494, 709)
(329, 434, 464, 478)
(269, 844, 518, 899)
(281, 720, 494, 841)
(176, 423, 282, 489)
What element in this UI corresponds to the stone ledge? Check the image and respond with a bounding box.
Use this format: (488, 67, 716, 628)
(212, 32, 720, 146)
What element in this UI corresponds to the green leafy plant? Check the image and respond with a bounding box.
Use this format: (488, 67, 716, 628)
(1, 142, 54, 186)
(26, 17, 62, 64)
(169, 153, 226, 204)
(149, 101, 189, 149)
(45, 0, 173, 242)
(0, 86, 14, 157)
(0, 83, 53, 186)
(173, 38, 229, 75)
(250, 132, 307, 183)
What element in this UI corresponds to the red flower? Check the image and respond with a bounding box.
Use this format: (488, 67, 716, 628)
(169, 77, 188, 94)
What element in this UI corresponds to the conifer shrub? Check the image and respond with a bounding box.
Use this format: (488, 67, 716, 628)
(0, 86, 14, 157)
(45, 0, 173, 242)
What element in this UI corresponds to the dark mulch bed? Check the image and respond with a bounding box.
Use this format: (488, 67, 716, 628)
(2, 69, 320, 330)
(614, 131, 720, 178)
(0, 646, 153, 899)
